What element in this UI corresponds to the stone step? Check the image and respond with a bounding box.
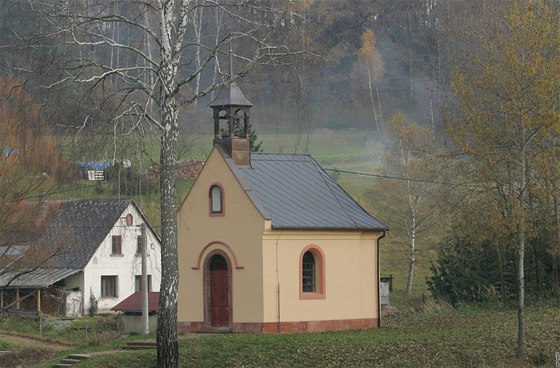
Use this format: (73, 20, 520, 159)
(67, 354, 91, 360)
(122, 340, 157, 350)
(52, 353, 90, 367)
(127, 341, 157, 346)
(123, 344, 156, 350)
(60, 358, 81, 364)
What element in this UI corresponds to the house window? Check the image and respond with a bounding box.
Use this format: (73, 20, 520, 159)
(209, 184, 224, 215)
(125, 214, 133, 226)
(112, 235, 122, 255)
(135, 275, 152, 292)
(302, 252, 316, 292)
(300, 246, 325, 299)
(136, 235, 142, 255)
(101, 276, 117, 297)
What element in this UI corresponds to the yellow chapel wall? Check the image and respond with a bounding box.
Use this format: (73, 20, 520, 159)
(262, 230, 382, 324)
(177, 148, 265, 325)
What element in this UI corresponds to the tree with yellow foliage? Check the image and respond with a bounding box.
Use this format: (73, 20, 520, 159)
(449, 0, 560, 360)
(355, 28, 385, 131)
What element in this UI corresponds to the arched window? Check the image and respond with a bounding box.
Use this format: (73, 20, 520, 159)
(209, 184, 224, 215)
(300, 246, 325, 299)
(125, 214, 133, 226)
(302, 251, 316, 292)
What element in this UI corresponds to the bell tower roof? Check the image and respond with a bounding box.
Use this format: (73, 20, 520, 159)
(210, 82, 253, 108)
(209, 81, 253, 167)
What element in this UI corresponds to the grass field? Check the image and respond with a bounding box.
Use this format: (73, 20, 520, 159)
(20, 302, 559, 368)
(3, 130, 557, 366)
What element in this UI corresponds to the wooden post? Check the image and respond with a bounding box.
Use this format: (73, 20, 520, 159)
(1, 290, 3, 313)
(37, 289, 41, 313)
(16, 288, 20, 309)
(141, 223, 149, 334)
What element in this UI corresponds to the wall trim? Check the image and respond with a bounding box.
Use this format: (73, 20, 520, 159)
(192, 241, 244, 270)
(177, 318, 378, 334)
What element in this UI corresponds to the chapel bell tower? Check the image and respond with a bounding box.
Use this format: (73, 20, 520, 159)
(210, 82, 253, 167)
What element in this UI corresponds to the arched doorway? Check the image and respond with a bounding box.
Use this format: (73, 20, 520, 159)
(204, 252, 231, 330)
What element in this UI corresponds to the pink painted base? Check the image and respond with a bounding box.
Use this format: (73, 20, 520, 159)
(177, 318, 378, 334)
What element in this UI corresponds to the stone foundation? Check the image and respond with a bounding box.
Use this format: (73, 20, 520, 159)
(177, 318, 378, 334)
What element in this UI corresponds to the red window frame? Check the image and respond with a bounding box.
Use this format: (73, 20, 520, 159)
(299, 245, 326, 300)
(209, 183, 225, 216)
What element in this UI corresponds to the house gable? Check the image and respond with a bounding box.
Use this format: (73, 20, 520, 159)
(178, 147, 266, 325)
(83, 202, 161, 312)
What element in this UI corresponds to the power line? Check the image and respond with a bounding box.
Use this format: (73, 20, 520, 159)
(323, 168, 449, 185)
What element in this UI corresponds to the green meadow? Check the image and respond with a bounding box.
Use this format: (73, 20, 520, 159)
(24, 303, 560, 368)
(1, 129, 557, 367)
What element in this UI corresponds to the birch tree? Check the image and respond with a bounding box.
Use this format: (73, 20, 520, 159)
(355, 28, 384, 131)
(23, 1, 296, 366)
(382, 113, 438, 295)
(448, 0, 560, 360)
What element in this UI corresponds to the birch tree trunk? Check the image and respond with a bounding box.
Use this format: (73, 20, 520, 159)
(406, 212, 416, 295)
(23, 2, 299, 366)
(516, 129, 527, 361)
(366, 63, 379, 131)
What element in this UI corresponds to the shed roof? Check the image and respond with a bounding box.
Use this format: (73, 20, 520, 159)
(111, 292, 160, 313)
(0, 268, 79, 289)
(223, 151, 387, 231)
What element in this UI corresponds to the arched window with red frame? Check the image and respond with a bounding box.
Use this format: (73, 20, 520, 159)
(209, 184, 224, 216)
(299, 245, 325, 299)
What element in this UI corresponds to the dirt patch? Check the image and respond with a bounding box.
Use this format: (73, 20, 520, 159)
(0, 348, 57, 368)
(0, 332, 71, 368)
(0, 331, 73, 347)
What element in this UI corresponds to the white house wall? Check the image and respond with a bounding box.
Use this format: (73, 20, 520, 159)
(64, 272, 84, 292)
(82, 203, 161, 313)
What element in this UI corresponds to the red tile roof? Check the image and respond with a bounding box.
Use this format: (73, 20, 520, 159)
(111, 292, 160, 313)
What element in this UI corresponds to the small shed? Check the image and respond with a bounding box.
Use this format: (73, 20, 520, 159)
(111, 292, 160, 333)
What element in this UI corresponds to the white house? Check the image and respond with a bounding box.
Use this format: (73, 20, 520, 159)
(0, 199, 161, 315)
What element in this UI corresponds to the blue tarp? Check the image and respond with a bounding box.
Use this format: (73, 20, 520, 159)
(76, 161, 114, 171)
(2, 148, 19, 156)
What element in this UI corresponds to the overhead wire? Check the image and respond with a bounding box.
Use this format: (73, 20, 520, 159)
(323, 168, 454, 185)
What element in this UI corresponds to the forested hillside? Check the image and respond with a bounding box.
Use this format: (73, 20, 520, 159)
(0, 0, 464, 136)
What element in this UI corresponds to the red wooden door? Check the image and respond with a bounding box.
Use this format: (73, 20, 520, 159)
(210, 255, 229, 327)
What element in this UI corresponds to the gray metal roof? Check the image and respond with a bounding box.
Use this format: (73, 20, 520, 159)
(0, 268, 79, 288)
(225, 152, 387, 231)
(209, 82, 253, 107)
(39, 199, 134, 270)
(0, 199, 157, 288)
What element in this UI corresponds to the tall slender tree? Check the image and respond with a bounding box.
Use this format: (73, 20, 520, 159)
(448, 0, 560, 360)
(23, 1, 297, 366)
(355, 28, 384, 131)
(382, 112, 438, 295)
